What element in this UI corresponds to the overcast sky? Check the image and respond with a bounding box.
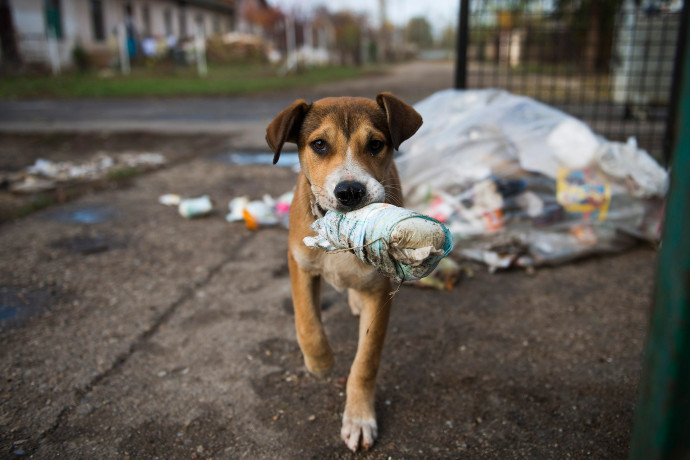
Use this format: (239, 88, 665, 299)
(266, 0, 460, 35)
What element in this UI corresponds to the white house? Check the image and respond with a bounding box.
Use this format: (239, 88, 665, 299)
(6, 0, 235, 68)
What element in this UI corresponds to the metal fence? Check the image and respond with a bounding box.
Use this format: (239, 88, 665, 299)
(455, 0, 688, 163)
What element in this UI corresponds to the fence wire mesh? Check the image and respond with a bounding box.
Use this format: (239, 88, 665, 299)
(463, 0, 684, 161)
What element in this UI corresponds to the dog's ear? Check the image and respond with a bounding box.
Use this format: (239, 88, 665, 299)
(376, 92, 423, 150)
(266, 99, 310, 165)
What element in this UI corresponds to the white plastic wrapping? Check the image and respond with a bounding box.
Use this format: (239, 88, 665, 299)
(303, 203, 454, 282)
(397, 89, 667, 270)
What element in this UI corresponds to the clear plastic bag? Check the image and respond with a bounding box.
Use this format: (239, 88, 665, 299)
(397, 89, 667, 270)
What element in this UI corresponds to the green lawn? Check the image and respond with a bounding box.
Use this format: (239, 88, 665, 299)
(0, 64, 378, 99)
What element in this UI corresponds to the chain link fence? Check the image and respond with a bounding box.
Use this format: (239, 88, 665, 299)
(457, 0, 686, 163)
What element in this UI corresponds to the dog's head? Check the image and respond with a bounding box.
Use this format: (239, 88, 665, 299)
(266, 93, 422, 213)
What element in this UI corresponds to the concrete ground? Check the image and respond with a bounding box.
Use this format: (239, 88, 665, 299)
(0, 61, 657, 459)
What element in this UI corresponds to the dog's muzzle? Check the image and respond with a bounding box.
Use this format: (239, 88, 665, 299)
(334, 181, 366, 208)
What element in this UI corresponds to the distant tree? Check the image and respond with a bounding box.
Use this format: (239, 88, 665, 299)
(244, 2, 283, 31)
(405, 16, 433, 49)
(439, 24, 455, 50)
(331, 11, 364, 65)
(554, 0, 626, 73)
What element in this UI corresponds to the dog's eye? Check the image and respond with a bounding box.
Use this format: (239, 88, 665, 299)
(369, 140, 384, 155)
(310, 139, 328, 154)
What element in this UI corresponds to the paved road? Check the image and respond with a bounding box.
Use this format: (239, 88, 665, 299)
(0, 60, 657, 458)
(0, 61, 455, 148)
(0, 150, 655, 458)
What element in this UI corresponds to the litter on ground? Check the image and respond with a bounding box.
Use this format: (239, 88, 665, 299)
(178, 195, 213, 219)
(226, 191, 293, 229)
(8, 152, 166, 194)
(397, 89, 668, 271)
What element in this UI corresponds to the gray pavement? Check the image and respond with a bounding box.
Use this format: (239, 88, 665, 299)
(0, 60, 657, 458)
(0, 151, 655, 458)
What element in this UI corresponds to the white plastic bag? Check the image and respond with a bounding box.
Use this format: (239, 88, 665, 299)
(397, 89, 667, 270)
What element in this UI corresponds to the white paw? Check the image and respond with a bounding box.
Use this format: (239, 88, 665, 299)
(341, 415, 378, 452)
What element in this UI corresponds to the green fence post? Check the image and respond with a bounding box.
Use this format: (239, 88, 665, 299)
(629, 11, 690, 460)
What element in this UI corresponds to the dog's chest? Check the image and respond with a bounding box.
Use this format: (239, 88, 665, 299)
(292, 247, 383, 292)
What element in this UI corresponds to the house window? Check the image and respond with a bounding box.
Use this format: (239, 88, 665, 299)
(90, 0, 105, 42)
(178, 9, 187, 37)
(142, 4, 151, 36)
(44, 0, 63, 39)
(164, 8, 173, 35)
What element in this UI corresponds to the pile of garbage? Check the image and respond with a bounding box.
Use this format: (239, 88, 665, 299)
(397, 89, 668, 271)
(7, 152, 166, 194)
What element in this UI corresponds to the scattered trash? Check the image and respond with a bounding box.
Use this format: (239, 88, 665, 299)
(159, 194, 214, 219)
(303, 203, 453, 282)
(398, 89, 668, 270)
(178, 195, 213, 219)
(158, 194, 181, 206)
(226, 196, 250, 222)
(226, 191, 293, 229)
(9, 152, 166, 194)
(7, 176, 56, 194)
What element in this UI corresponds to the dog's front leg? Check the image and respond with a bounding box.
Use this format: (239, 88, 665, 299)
(288, 250, 334, 377)
(341, 279, 392, 452)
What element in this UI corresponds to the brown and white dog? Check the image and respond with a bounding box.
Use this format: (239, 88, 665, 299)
(266, 93, 422, 452)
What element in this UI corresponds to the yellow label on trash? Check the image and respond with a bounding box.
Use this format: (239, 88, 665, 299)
(556, 167, 610, 221)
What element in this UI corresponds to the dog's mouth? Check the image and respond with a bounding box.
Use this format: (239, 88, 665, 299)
(315, 199, 375, 217)
(310, 200, 328, 218)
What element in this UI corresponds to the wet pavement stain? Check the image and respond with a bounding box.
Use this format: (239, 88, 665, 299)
(210, 152, 300, 168)
(43, 204, 118, 225)
(0, 286, 57, 330)
(50, 232, 126, 255)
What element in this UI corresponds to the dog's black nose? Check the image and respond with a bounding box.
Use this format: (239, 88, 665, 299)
(334, 181, 366, 207)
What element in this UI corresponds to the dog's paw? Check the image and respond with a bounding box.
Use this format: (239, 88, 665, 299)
(341, 415, 378, 452)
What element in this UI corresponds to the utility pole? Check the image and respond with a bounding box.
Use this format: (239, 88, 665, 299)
(0, 0, 21, 69)
(454, 0, 469, 89)
(378, 0, 387, 62)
